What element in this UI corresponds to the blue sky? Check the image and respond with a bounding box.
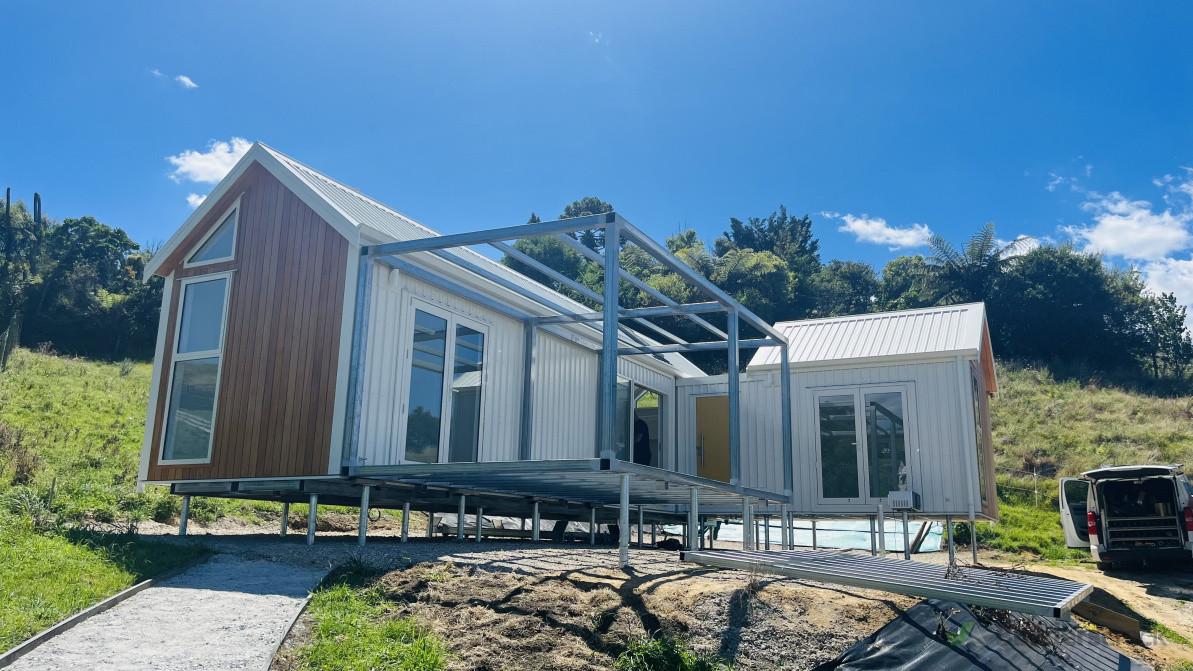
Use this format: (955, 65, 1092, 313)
(4, 2, 1193, 308)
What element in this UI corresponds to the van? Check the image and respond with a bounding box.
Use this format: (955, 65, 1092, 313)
(1059, 465, 1193, 569)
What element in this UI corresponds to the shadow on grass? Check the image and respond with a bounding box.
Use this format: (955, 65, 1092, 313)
(59, 527, 208, 581)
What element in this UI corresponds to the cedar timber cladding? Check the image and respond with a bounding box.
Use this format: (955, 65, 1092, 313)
(146, 163, 348, 481)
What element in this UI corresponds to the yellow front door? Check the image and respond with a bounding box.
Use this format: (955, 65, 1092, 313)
(696, 395, 730, 483)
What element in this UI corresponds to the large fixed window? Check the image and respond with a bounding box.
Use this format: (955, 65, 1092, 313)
(160, 273, 232, 464)
(400, 301, 487, 464)
(815, 385, 912, 503)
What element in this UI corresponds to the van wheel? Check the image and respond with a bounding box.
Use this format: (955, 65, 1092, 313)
(1096, 561, 1115, 571)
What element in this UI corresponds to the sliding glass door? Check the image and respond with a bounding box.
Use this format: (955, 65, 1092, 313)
(815, 385, 911, 503)
(400, 301, 487, 464)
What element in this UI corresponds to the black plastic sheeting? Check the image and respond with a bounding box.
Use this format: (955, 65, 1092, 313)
(817, 599, 1147, 671)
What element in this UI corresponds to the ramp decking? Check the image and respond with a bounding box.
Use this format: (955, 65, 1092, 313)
(681, 549, 1093, 617)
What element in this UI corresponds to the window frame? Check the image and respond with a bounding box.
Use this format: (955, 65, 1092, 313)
(183, 196, 240, 269)
(158, 271, 234, 465)
(813, 382, 916, 505)
(395, 296, 490, 465)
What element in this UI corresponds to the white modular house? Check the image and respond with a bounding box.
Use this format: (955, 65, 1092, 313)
(677, 304, 999, 520)
(137, 142, 996, 564)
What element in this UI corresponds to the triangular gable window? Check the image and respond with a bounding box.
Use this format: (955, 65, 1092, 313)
(188, 208, 237, 266)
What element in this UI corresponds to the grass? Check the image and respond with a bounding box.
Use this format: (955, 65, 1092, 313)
(299, 560, 448, 671)
(0, 521, 206, 650)
(616, 634, 732, 671)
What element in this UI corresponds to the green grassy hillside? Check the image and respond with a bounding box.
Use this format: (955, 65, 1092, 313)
(978, 361, 1193, 561)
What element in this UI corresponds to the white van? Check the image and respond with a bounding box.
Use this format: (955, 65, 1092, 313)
(1060, 465, 1193, 570)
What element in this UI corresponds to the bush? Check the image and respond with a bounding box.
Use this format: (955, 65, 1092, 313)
(2, 485, 55, 530)
(616, 634, 732, 671)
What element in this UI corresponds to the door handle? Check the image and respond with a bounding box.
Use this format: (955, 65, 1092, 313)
(697, 433, 705, 467)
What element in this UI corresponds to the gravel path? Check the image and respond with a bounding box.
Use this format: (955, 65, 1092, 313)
(8, 554, 327, 671)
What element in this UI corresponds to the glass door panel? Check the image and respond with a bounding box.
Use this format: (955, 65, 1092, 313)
(447, 325, 485, 462)
(403, 310, 448, 464)
(819, 394, 860, 499)
(865, 391, 907, 498)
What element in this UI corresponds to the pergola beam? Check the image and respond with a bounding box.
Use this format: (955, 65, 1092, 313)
(367, 212, 612, 257)
(533, 301, 725, 326)
(554, 232, 729, 340)
(617, 216, 787, 343)
(618, 337, 779, 356)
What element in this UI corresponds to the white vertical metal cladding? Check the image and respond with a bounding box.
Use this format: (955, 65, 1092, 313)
(788, 359, 977, 515)
(357, 268, 525, 465)
(530, 333, 598, 459)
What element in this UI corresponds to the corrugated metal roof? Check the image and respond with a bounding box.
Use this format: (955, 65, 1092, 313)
(258, 145, 706, 377)
(748, 303, 988, 370)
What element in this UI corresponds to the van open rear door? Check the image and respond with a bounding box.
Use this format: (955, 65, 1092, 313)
(1059, 477, 1091, 548)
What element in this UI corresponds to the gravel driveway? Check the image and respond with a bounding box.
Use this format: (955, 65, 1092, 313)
(8, 554, 327, 671)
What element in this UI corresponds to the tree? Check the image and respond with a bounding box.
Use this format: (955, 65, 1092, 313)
(1143, 292, 1193, 380)
(716, 205, 820, 319)
(877, 255, 932, 311)
(809, 260, 879, 317)
(926, 223, 1030, 304)
(561, 197, 614, 251)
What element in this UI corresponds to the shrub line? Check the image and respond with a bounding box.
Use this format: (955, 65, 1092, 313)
(0, 550, 214, 669)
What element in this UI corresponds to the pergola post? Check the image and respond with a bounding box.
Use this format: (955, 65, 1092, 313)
(307, 493, 318, 545)
(357, 485, 371, 547)
(342, 254, 374, 471)
(779, 344, 794, 502)
(727, 310, 741, 485)
(400, 502, 410, 542)
(519, 321, 537, 460)
(179, 495, 190, 537)
(280, 502, 289, 537)
(598, 215, 622, 460)
(618, 474, 630, 568)
(457, 495, 466, 541)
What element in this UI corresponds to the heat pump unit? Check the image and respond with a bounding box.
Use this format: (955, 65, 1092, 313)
(887, 490, 920, 511)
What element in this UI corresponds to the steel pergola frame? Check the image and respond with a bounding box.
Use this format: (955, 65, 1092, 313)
(340, 211, 795, 566)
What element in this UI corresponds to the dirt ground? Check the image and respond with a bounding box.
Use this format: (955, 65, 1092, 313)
(144, 515, 1191, 670)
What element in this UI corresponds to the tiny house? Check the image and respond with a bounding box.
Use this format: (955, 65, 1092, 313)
(137, 143, 997, 561)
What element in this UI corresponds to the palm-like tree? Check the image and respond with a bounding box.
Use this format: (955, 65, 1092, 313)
(926, 223, 1032, 304)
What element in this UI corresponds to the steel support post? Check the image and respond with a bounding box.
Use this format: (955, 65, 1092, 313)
(532, 502, 541, 541)
(877, 503, 886, 556)
(457, 495, 466, 541)
(779, 345, 794, 501)
(476, 508, 484, 542)
(307, 494, 318, 546)
(780, 505, 789, 550)
(598, 216, 621, 460)
(637, 506, 644, 548)
(727, 310, 741, 485)
(590, 507, 597, 546)
(764, 516, 771, 550)
(741, 498, 752, 550)
(280, 502, 289, 537)
(179, 495, 190, 537)
(946, 515, 955, 563)
(357, 485, 371, 547)
(519, 322, 537, 460)
(902, 512, 911, 560)
(400, 502, 410, 542)
(812, 519, 819, 550)
(687, 488, 699, 551)
(869, 516, 877, 556)
(969, 509, 978, 564)
(619, 474, 631, 568)
(426, 512, 435, 538)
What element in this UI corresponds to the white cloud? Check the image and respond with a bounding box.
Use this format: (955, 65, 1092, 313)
(150, 68, 164, 78)
(186, 193, 207, 209)
(824, 212, 932, 250)
(1143, 256, 1193, 300)
(1063, 189, 1193, 261)
(167, 137, 251, 184)
(589, 31, 603, 44)
(175, 75, 198, 89)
